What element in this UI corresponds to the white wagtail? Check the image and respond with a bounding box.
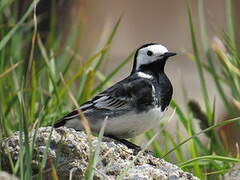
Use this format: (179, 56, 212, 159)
(54, 43, 176, 151)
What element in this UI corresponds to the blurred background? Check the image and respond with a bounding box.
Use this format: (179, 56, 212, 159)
(33, 0, 231, 111)
(1, 0, 240, 178)
(37, 0, 239, 134)
(12, 0, 240, 153)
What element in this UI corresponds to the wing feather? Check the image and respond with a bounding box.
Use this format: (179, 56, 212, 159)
(54, 74, 155, 128)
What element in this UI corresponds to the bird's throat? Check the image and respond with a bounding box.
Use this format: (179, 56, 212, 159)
(139, 59, 167, 74)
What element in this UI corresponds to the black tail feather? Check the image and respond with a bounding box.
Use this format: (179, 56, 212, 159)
(54, 118, 67, 128)
(54, 109, 81, 128)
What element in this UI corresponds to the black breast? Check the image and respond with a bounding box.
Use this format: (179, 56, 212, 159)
(157, 73, 173, 111)
(129, 78, 156, 112)
(137, 59, 173, 111)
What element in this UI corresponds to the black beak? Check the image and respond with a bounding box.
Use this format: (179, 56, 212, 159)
(164, 52, 177, 58)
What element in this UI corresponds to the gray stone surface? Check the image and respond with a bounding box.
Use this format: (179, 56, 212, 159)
(0, 127, 199, 180)
(224, 163, 240, 180)
(0, 171, 18, 180)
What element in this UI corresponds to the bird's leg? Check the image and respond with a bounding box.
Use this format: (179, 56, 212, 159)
(106, 135, 154, 156)
(106, 135, 141, 153)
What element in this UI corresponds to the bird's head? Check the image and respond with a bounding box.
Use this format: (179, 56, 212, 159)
(131, 43, 176, 74)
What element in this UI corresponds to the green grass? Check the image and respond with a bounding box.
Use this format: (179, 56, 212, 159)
(0, 1, 130, 179)
(145, 0, 240, 179)
(157, 0, 240, 179)
(1, 0, 240, 179)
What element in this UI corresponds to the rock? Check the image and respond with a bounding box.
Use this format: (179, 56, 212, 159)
(0, 127, 199, 180)
(224, 163, 240, 180)
(0, 171, 19, 180)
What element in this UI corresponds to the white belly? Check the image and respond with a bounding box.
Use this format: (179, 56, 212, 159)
(63, 107, 165, 138)
(104, 107, 164, 138)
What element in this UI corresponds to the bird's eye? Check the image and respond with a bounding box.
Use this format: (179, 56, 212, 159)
(147, 50, 153, 56)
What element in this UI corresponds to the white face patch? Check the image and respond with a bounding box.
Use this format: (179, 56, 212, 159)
(136, 44, 169, 70)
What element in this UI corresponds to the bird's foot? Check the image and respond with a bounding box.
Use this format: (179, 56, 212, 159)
(132, 147, 154, 156)
(106, 135, 154, 156)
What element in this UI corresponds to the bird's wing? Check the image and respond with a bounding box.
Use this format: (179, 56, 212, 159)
(54, 75, 154, 126)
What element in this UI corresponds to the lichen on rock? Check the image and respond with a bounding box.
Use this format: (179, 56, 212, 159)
(0, 127, 199, 180)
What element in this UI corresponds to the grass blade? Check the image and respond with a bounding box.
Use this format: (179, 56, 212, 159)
(93, 16, 122, 70)
(0, 61, 22, 79)
(188, 6, 211, 116)
(0, 0, 40, 51)
(116, 133, 158, 180)
(92, 50, 134, 95)
(179, 155, 240, 168)
(163, 116, 240, 158)
(84, 117, 108, 180)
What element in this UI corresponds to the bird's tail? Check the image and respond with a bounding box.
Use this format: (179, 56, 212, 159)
(54, 118, 67, 128)
(54, 109, 80, 128)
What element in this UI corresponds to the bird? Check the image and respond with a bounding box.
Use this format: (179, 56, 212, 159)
(54, 43, 176, 151)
